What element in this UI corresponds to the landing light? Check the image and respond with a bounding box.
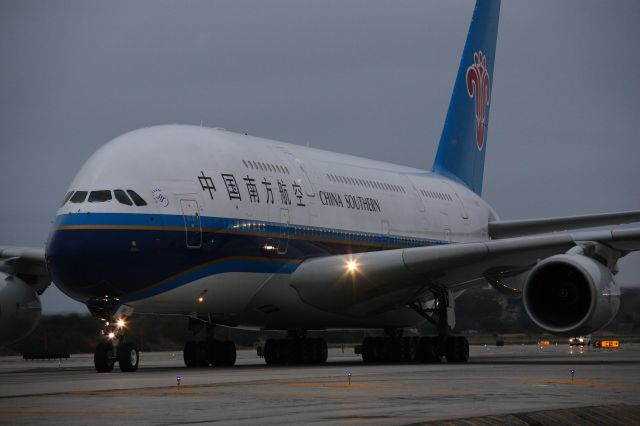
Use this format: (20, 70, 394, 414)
(108, 332, 116, 339)
(346, 259, 359, 274)
(116, 318, 126, 329)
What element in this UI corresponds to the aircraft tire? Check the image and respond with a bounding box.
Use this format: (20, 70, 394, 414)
(445, 336, 469, 363)
(196, 341, 209, 366)
(94, 341, 115, 373)
(184, 341, 198, 367)
(264, 339, 278, 365)
(457, 336, 469, 362)
(118, 341, 139, 372)
(417, 336, 440, 363)
(221, 340, 236, 366)
(362, 337, 375, 363)
(206, 339, 220, 366)
(314, 338, 328, 364)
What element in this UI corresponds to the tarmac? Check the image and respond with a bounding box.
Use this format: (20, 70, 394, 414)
(0, 343, 639, 425)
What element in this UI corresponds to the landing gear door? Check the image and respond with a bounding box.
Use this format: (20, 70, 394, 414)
(180, 199, 202, 249)
(276, 147, 316, 197)
(443, 181, 468, 219)
(278, 208, 290, 254)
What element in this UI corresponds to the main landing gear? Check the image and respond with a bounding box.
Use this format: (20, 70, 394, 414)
(362, 288, 469, 364)
(361, 333, 468, 363)
(94, 317, 140, 373)
(183, 317, 237, 368)
(264, 330, 328, 365)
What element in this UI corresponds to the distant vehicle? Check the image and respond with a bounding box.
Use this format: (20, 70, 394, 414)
(569, 336, 591, 346)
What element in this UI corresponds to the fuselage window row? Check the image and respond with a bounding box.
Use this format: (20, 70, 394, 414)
(325, 173, 408, 194)
(418, 189, 452, 202)
(242, 159, 290, 175)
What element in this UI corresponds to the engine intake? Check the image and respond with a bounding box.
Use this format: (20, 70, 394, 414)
(0, 272, 42, 346)
(523, 254, 620, 336)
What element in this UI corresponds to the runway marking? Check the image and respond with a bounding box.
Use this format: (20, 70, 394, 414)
(518, 377, 640, 391)
(274, 382, 367, 389)
(0, 408, 132, 416)
(253, 392, 353, 399)
(71, 388, 202, 396)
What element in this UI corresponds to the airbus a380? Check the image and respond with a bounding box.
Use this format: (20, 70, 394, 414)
(2, 0, 639, 372)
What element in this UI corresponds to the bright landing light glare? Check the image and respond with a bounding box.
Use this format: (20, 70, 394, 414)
(346, 259, 359, 273)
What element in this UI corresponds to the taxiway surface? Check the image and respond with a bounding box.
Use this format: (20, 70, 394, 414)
(0, 344, 639, 425)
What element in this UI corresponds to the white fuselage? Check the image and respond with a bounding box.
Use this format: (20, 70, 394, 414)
(47, 125, 495, 329)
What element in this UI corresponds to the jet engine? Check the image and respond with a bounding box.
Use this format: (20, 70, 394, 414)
(0, 272, 42, 347)
(522, 254, 620, 336)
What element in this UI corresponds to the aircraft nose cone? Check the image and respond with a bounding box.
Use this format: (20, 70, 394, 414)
(46, 227, 121, 302)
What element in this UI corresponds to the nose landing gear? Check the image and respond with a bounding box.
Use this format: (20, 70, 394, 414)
(94, 315, 139, 373)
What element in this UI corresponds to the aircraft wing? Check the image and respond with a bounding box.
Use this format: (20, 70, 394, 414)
(488, 210, 640, 239)
(0, 246, 50, 293)
(290, 228, 640, 316)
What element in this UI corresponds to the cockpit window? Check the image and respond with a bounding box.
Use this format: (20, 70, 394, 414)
(126, 190, 147, 206)
(70, 191, 88, 203)
(114, 189, 133, 206)
(88, 190, 113, 202)
(61, 191, 74, 206)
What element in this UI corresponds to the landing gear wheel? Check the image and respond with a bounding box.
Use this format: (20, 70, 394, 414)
(220, 340, 236, 366)
(208, 340, 222, 366)
(184, 341, 199, 367)
(94, 341, 115, 373)
(315, 338, 328, 364)
(362, 337, 375, 363)
(264, 339, 278, 365)
(445, 336, 469, 363)
(118, 342, 139, 372)
(196, 341, 209, 366)
(457, 336, 469, 362)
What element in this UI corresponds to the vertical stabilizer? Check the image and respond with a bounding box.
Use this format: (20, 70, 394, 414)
(432, 0, 500, 195)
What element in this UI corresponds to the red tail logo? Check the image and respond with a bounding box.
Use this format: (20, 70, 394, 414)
(466, 51, 491, 151)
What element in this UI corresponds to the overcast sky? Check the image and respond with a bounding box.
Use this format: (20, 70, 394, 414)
(1, 0, 638, 314)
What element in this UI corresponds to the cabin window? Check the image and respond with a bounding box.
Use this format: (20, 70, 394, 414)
(242, 160, 248, 168)
(127, 190, 147, 206)
(88, 190, 112, 202)
(114, 189, 133, 206)
(70, 191, 87, 203)
(61, 191, 74, 206)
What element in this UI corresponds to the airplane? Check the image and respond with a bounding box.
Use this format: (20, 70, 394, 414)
(1, 0, 639, 372)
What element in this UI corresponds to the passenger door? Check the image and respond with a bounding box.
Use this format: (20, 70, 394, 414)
(278, 208, 290, 254)
(180, 199, 202, 249)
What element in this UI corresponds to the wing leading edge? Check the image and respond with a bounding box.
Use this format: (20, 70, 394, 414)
(0, 246, 49, 293)
(488, 210, 640, 239)
(290, 227, 640, 317)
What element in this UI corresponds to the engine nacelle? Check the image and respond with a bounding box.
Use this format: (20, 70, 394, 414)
(0, 272, 42, 347)
(522, 254, 620, 336)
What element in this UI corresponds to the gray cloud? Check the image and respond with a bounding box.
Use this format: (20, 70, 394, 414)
(1, 0, 638, 313)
